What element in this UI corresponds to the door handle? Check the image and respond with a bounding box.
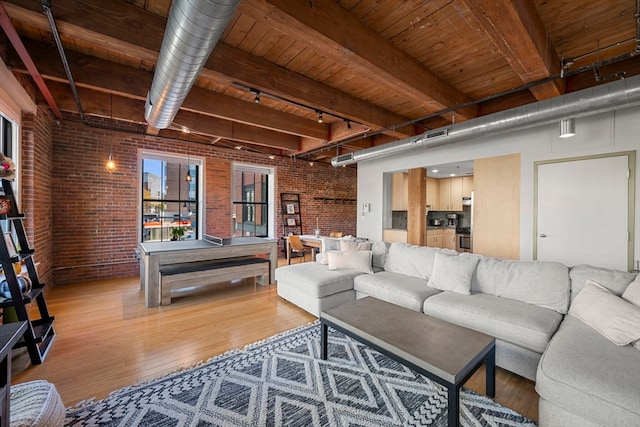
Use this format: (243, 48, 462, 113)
(539, 233, 547, 238)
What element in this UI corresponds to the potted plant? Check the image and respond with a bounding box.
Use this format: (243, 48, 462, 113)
(170, 226, 185, 241)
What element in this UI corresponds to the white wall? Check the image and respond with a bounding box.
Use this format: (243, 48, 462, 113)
(357, 105, 640, 266)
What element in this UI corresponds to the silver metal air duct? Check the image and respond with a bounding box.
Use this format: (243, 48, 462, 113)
(145, 0, 240, 129)
(332, 74, 640, 166)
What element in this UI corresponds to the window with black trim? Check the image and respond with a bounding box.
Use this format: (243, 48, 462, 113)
(232, 166, 269, 237)
(141, 155, 200, 242)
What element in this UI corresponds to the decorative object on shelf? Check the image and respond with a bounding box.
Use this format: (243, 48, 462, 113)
(170, 227, 185, 241)
(286, 203, 295, 214)
(0, 275, 31, 299)
(0, 195, 10, 215)
(286, 218, 296, 226)
(0, 153, 16, 180)
(314, 217, 320, 237)
(3, 232, 17, 257)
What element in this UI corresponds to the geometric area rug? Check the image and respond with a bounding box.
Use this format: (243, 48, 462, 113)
(64, 322, 537, 426)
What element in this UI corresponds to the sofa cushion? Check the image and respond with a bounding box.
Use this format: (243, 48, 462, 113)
(466, 255, 570, 313)
(275, 262, 363, 299)
(370, 240, 390, 269)
(423, 292, 563, 353)
(427, 252, 479, 295)
(622, 274, 640, 306)
(354, 271, 441, 312)
(569, 280, 640, 347)
(383, 242, 446, 280)
(340, 240, 372, 252)
(569, 264, 636, 298)
(536, 315, 640, 427)
(327, 250, 373, 274)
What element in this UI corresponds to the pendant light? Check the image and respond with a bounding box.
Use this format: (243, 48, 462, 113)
(106, 94, 116, 171)
(185, 154, 192, 182)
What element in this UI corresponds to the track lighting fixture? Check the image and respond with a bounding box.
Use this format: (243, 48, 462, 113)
(317, 111, 323, 123)
(251, 88, 260, 104)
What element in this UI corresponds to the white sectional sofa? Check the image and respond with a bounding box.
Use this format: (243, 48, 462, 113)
(275, 239, 640, 426)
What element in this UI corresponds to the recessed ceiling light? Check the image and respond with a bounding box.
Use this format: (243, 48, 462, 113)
(449, 173, 456, 177)
(431, 169, 439, 173)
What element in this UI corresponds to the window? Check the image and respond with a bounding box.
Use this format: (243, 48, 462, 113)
(140, 152, 201, 242)
(232, 164, 274, 237)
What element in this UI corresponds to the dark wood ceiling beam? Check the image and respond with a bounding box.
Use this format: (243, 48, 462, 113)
(4, 0, 412, 140)
(10, 41, 327, 140)
(208, 43, 413, 139)
(45, 82, 302, 151)
(459, 0, 564, 100)
(238, 0, 477, 121)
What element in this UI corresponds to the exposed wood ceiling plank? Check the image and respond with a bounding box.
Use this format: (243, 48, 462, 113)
(459, 0, 564, 100)
(238, 0, 478, 121)
(4, 0, 413, 141)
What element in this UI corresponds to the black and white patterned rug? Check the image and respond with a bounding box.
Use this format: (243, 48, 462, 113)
(65, 322, 537, 426)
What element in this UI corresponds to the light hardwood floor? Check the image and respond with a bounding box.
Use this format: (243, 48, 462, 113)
(12, 259, 539, 421)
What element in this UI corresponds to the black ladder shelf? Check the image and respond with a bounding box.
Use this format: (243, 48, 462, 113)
(0, 179, 55, 364)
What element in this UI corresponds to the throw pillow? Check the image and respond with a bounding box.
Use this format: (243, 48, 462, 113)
(327, 250, 373, 274)
(318, 250, 339, 265)
(569, 280, 640, 347)
(320, 237, 341, 253)
(622, 275, 640, 307)
(427, 252, 479, 295)
(340, 240, 372, 252)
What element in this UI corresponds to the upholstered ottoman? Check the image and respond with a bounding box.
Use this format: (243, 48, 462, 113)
(10, 380, 65, 427)
(276, 262, 364, 317)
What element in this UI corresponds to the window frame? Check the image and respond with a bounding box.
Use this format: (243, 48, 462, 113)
(138, 150, 203, 242)
(232, 163, 275, 238)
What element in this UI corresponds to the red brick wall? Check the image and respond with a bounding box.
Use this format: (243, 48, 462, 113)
(28, 112, 356, 285)
(20, 107, 54, 286)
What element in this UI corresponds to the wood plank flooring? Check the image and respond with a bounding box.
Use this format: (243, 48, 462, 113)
(11, 260, 539, 421)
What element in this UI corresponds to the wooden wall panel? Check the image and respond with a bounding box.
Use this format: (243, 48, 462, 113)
(407, 167, 426, 246)
(473, 154, 520, 259)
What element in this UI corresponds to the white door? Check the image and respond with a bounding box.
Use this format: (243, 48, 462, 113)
(536, 155, 629, 270)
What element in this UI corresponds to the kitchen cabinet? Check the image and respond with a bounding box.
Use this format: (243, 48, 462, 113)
(462, 176, 474, 198)
(391, 173, 408, 210)
(383, 229, 407, 243)
(426, 229, 443, 248)
(438, 177, 463, 211)
(444, 228, 456, 250)
(426, 177, 439, 210)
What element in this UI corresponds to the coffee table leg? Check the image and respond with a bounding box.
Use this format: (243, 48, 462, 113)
(448, 384, 460, 427)
(320, 320, 328, 360)
(486, 346, 496, 397)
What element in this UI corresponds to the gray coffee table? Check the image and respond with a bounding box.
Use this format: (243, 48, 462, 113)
(320, 297, 495, 427)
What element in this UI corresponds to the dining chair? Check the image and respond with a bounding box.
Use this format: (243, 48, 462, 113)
(329, 231, 343, 238)
(288, 235, 310, 264)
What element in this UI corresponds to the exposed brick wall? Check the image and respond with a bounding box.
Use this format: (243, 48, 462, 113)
(35, 112, 356, 285)
(20, 107, 54, 286)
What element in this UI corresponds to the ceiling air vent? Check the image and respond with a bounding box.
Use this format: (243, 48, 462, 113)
(425, 129, 449, 139)
(331, 153, 354, 166)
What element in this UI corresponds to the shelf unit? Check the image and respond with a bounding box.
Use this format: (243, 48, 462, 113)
(0, 179, 55, 364)
(280, 193, 302, 235)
